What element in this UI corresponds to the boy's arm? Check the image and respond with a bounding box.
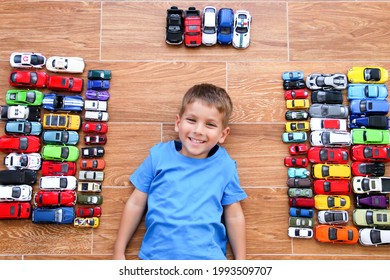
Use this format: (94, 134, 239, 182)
(113, 188, 148, 260)
(224, 201, 246, 260)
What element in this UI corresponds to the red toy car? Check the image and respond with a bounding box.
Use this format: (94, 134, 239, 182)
(313, 179, 351, 195)
(76, 206, 102, 217)
(79, 159, 105, 170)
(47, 75, 84, 93)
(289, 144, 308, 155)
(41, 161, 77, 176)
(307, 147, 349, 164)
(184, 7, 202, 47)
(0, 202, 31, 219)
(284, 89, 309, 100)
(284, 156, 308, 167)
(82, 122, 108, 134)
(33, 190, 76, 207)
(351, 145, 390, 162)
(9, 70, 47, 88)
(351, 161, 385, 177)
(289, 197, 315, 208)
(84, 134, 107, 145)
(0, 135, 40, 153)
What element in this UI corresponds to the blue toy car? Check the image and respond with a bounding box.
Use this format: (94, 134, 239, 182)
(217, 8, 234, 45)
(347, 84, 388, 100)
(85, 90, 110, 101)
(5, 120, 42, 136)
(288, 167, 310, 179)
(349, 115, 390, 129)
(282, 71, 304, 81)
(32, 207, 75, 224)
(289, 207, 314, 218)
(349, 99, 389, 116)
(282, 132, 307, 143)
(42, 93, 84, 112)
(87, 80, 110, 90)
(42, 130, 80, 145)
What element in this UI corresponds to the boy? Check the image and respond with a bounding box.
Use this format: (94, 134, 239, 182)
(113, 83, 247, 260)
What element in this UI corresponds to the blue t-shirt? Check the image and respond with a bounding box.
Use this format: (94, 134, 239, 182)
(130, 140, 247, 260)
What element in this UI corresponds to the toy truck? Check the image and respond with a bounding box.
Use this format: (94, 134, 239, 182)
(166, 6, 184, 45)
(184, 7, 201, 47)
(352, 176, 390, 194)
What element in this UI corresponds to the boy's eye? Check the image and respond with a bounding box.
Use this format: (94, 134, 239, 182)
(186, 118, 196, 123)
(207, 123, 217, 128)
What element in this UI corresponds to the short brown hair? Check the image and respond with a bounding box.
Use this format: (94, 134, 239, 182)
(179, 83, 233, 127)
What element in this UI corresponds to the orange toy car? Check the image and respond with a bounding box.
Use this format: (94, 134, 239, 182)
(79, 159, 105, 171)
(314, 225, 358, 244)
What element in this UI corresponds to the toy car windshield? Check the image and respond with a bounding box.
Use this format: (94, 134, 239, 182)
(364, 68, 381, 81)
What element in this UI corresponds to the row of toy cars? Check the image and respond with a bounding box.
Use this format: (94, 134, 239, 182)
(166, 6, 251, 49)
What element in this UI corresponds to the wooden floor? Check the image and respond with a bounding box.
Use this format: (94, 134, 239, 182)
(1, 0, 390, 260)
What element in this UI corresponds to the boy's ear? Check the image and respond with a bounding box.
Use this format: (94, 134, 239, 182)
(174, 114, 180, 132)
(218, 126, 230, 144)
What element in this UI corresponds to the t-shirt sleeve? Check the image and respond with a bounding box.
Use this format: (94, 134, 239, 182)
(129, 152, 154, 194)
(221, 170, 247, 206)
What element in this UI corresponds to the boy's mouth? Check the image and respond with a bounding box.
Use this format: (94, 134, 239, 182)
(189, 137, 205, 144)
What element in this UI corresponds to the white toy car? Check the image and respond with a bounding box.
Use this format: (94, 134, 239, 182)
(10, 52, 46, 68)
(359, 228, 390, 246)
(84, 111, 109, 121)
(306, 73, 348, 90)
(317, 210, 349, 224)
(84, 100, 107, 111)
(78, 182, 102, 193)
(310, 130, 351, 147)
(4, 153, 41, 170)
(46, 56, 85, 73)
(39, 176, 77, 190)
(0, 185, 32, 201)
(309, 118, 347, 131)
(232, 10, 251, 49)
(288, 227, 313, 238)
(201, 6, 217, 46)
(79, 171, 104, 182)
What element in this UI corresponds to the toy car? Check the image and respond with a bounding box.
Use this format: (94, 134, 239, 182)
(4, 152, 41, 170)
(306, 73, 348, 90)
(311, 89, 343, 104)
(33, 190, 76, 207)
(351, 144, 390, 162)
(5, 120, 42, 136)
(285, 110, 309, 121)
(347, 66, 389, 84)
(47, 75, 84, 93)
(10, 52, 46, 68)
(282, 71, 304, 81)
(288, 188, 313, 198)
(0, 169, 37, 185)
(289, 144, 308, 155)
(359, 228, 390, 246)
(42, 113, 81, 130)
(9, 70, 47, 88)
(310, 130, 351, 147)
(45, 56, 85, 73)
(39, 176, 77, 191)
(87, 79, 110, 90)
(201, 6, 217, 46)
(81, 146, 105, 158)
(85, 90, 110, 101)
(284, 89, 308, 100)
(283, 79, 306, 90)
(353, 209, 390, 227)
(217, 8, 234, 45)
(77, 182, 102, 193)
(351, 162, 385, 177)
(309, 104, 349, 118)
(351, 176, 390, 194)
(79, 159, 105, 170)
(356, 194, 389, 209)
(42, 130, 79, 145)
(349, 99, 389, 116)
(78, 170, 104, 182)
(349, 115, 390, 129)
(74, 217, 99, 228)
(289, 197, 315, 208)
(282, 132, 307, 143)
(313, 180, 351, 195)
(6, 89, 44, 106)
(309, 118, 346, 131)
(41, 144, 80, 162)
(184, 7, 202, 47)
(0, 105, 41, 122)
(84, 111, 109, 122)
(42, 93, 84, 112)
(0, 202, 31, 219)
(0, 184, 32, 201)
(288, 217, 314, 228)
(284, 156, 308, 167)
(82, 122, 108, 134)
(317, 210, 348, 224)
(289, 207, 314, 218)
(0, 135, 41, 153)
(287, 178, 312, 188)
(84, 134, 107, 145)
(347, 84, 388, 100)
(288, 227, 313, 238)
(285, 121, 310, 132)
(232, 10, 251, 49)
(77, 193, 103, 205)
(287, 167, 310, 178)
(84, 100, 107, 111)
(41, 161, 76, 176)
(351, 128, 390, 145)
(314, 195, 350, 210)
(311, 163, 351, 180)
(87, 70, 112, 80)
(314, 225, 358, 244)
(166, 6, 184, 45)
(32, 207, 75, 224)
(307, 147, 349, 164)
(76, 206, 102, 217)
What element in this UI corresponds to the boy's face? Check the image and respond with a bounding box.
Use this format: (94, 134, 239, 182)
(175, 100, 230, 159)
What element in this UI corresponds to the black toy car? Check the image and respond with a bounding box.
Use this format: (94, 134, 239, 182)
(283, 79, 305, 90)
(0, 169, 37, 185)
(81, 146, 105, 158)
(166, 6, 184, 45)
(311, 89, 343, 104)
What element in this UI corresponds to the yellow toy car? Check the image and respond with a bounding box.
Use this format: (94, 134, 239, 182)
(73, 217, 99, 228)
(347, 66, 388, 84)
(286, 99, 309, 109)
(314, 194, 350, 210)
(285, 121, 310, 132)
(43, 113, 81, 131)
(311, 163, 351, 179)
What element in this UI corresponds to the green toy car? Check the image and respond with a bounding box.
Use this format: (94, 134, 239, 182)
(77, 193, 103, 205)
(288, 188, 313, 198)
(6, 89, 44, 106)
(288, 217, 314, 228)
(351, 128, 390, 145)
(41, 145, 79, 162)
(87, 70, 111, 80)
